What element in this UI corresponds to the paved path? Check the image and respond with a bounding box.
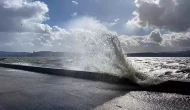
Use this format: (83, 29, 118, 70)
(1, 67, 190, 110)
(95, 91, 190, 110)
(0, 67, 133, 110)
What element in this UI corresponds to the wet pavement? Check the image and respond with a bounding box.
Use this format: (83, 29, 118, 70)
(0, 67, 128, 110)
(95, 91, 190, 110)
(1, 67, 190, 110)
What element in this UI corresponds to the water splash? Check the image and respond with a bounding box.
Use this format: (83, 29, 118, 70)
(70, 32, 150, 84)
(63, 17, 155, 85)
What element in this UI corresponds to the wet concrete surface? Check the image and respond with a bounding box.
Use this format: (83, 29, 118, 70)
(0, 67, 131, 110)
(1, 66, 190, 110)
(95, 91, 190, 110)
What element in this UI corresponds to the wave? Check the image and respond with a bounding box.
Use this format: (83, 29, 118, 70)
(68, 31, 156, 85)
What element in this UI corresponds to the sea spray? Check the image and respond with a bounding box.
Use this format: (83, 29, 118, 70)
(70, 33, 150, 84)
(107, 34, 147, 83)
(64, 17, 154, 85)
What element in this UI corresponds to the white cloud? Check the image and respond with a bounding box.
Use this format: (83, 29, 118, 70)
(0, 1, 114, 52)
(71, 1, 78, 5)
(114, 18, 120, 22)
(125, 12, 142, 32)
(0, 0, 49, 33)
(125, 11, 151, 35)
(0, 0, 70, 51)
(104, 18, 120, 28)
(71, 12, 78, 17)
(120, 30, 190, 53)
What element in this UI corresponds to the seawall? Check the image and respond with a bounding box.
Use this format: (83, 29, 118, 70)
(0, 63, 137, 86)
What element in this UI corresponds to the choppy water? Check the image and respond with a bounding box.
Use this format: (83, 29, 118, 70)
(130, 57, 190, 81)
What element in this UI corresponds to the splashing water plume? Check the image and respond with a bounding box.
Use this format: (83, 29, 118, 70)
(64, 17, 152, 85)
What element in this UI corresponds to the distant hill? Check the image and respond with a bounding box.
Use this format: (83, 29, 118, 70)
(127, 50, 190, 57)
(0, 51, 30, 57)
(28, 51, 80, 57)
(0, 51, 80, 57)
(28, 51, 64, 57)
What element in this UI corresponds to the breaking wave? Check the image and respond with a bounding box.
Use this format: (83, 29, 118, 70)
(63, 17, 159, 85)
(69, 33, 153, 85)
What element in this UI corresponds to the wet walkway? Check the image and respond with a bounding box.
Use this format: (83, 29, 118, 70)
(0, 67, 130, 110)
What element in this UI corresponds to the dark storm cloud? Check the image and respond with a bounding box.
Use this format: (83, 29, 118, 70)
(122, 0, 190, 52)
(135, 0, 190, 32)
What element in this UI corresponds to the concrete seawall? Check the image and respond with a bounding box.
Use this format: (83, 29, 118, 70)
(0, 63, 137, 86)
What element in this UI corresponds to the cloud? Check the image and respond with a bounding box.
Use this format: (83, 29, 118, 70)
(125, 11, 147, 34)
(132, 0, 190, 32)
(114, 18, 120, 22)
(122, 0, 190, 52)
(0, 0, 113, 52)
(0, 0, 69, 34)
(120, 30, 190, 53)
(71, 1, 78, 5)
(0, 0, 49, 33)
(71, 12, 78, 17)
(0, 0, 70, 51)
(149, 29, 162, 43)
(104, 18, 120, 28)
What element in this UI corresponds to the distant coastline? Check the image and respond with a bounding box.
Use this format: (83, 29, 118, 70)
(127, 50, 190, 57)
(0, 50, 190, 57)
(0, 51, 79, 57)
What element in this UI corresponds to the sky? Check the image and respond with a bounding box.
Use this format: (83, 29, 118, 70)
(0, 0, 190, 53)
